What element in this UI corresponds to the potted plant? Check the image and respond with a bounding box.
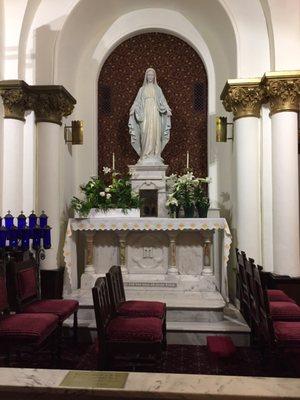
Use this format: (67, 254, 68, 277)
(166, 173, 211, 218)
(71, 167, 140, 218)
(194, 178, 210, 217)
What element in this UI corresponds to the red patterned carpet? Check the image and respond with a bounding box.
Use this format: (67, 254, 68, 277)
(1, 342, 300, 378)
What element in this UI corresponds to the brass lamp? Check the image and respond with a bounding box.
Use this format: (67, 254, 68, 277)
(216, 116, 233, 142)
(64, 120, 83, 145)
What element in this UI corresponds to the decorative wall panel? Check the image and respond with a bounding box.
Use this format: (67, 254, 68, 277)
(98, 32, 208, 177)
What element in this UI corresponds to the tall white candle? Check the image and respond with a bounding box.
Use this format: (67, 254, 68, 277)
(112, 152, 115, 170)
(186, 151, 189, 170)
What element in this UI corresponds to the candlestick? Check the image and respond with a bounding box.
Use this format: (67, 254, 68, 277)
(186, 151, 189, 170)
(112, 152, 115, 170)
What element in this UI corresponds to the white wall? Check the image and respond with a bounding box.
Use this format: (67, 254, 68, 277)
(1, 0, 299, 280)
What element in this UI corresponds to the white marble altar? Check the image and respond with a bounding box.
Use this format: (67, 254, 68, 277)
(63, 217, 232, 301)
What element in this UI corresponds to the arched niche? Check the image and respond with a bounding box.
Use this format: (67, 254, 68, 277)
(97, 32, 208, 177)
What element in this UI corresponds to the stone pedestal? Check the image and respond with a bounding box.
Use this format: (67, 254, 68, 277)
(129, 164, 168, 217)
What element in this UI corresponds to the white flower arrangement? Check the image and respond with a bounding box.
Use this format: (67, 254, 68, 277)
(166, 172, 211, 217)
(100, 191, 105, 197)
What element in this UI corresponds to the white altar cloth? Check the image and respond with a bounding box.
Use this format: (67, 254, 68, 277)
(63, 217, 232, 301)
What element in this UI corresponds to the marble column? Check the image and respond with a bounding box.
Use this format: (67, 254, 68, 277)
(201, 231, 214, 276)
(221, 79, 264, 263)
(33, 86, 76, 269)
(262, 72, 300, 276)
(0, 81, 32, 215)
(168, 231, 178, 274)
(117, 231, 128, 274)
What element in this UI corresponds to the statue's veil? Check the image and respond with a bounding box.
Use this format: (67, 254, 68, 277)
(143, 68, 157, 85)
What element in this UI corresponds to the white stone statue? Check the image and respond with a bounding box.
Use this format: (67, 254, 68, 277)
(129, 68, 172, 165)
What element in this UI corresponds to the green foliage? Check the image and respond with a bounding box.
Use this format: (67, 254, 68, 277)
(71, 170, 140, 217)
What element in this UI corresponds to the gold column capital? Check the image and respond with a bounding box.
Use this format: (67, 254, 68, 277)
(221, 78, 265, 120)
(261, 71, 300, 116)
(0, 80, 33, 121)
(31, 85, 76, 125)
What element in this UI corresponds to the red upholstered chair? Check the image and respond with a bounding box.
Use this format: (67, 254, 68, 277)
(250, 259, 300, 352)
(0, 257, 59, 365)
(267, 289, 295, 303)
(106, 265, 166, 347)
(256, 266, 300, 322)
(92, 277, 163, 370)
(258, 266, 296, 303)
(7, 255, 78, 342)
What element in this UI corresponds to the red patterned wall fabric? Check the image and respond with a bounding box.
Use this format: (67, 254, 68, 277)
(98, 32, 208, 177)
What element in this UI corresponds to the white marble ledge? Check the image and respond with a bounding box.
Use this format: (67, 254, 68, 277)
(0, 368, 300, 399)
(65, 289, 225, 309)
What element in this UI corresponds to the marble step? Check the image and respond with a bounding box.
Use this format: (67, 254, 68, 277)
(65, 288, 226, 323)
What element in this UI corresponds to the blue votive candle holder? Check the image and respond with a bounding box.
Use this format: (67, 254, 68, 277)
(32, 226, 41, 249)
(39, 211, 48, 229)
(21, 227, 30, 250)
(17, 211, 27, 229)
(4, 211, 14, 229)
(0, 226, 7, 249)
(43, 226, 52, 249)
(29, 211, 37, 229)
(8, 227, 18, 248)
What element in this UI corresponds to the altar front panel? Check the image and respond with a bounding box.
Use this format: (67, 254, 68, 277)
(63, 217, 232, 301)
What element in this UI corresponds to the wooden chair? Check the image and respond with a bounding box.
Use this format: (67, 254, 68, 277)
(92, 277, 163, 370)
(6, 254, 79, 343)
(250, 258, 300, 353)
(106, 265, 167, 348)
(235, 249, 251, 326)
(0, 256, 59, 366)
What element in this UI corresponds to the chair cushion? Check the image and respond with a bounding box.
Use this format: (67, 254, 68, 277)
(269, 301, 300, 321)
(0, 276, 8, 310)
(106, 316, 163, 342)
(17, 267, 38, 301)
(0, 313, 58, 345)
(23, 299, 79, 322)
(273, 321, 300, 344)
(117, 300, 165, 319)
(207, 336, 236, 358)
(267, 289, 295, 303)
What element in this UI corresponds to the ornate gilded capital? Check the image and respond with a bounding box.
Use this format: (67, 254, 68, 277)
(32, 85, 76, 125)
(0, 80, 33, 121)
(261, 71, 300, 116)
(221, 79, 264, 120)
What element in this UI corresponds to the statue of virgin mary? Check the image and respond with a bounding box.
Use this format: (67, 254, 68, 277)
(128, 68, 172, 165)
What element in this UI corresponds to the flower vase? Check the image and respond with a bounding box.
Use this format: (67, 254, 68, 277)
(183, 205, 194, 218)
(196, 205, 209, 218)
(169, 205, 180, 218)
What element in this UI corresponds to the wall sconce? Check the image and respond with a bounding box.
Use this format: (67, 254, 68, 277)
(64, 120, 83, 145)
(216, 116, 233, 142)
